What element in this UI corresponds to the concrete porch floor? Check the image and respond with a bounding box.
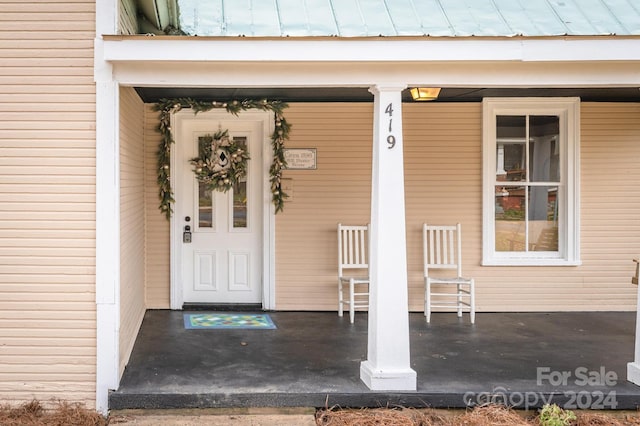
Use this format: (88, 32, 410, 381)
(110, 311, 640, 410)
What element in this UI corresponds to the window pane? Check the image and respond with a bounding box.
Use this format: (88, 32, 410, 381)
(497, 116, 526, 139)
(495, 185, 526, 252)
(233, 180, 247, 228)
(198, 182, 213, 228)
(528, 186, 558, 251)
(197, 136, 214, 228)
(232, 136, 248, 229)
(496, 116, 526, 181)
(498, 142, 526, 181)
(529, 116, 560, 182)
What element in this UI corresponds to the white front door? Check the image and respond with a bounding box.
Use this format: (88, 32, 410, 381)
(175, 112, 265, 304)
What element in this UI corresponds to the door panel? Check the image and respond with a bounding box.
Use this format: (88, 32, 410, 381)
(228, 251, 251, 291)
(194, 251, 217, 291)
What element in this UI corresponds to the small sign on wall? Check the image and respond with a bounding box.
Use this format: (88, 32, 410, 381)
(283, 148, 317, 170)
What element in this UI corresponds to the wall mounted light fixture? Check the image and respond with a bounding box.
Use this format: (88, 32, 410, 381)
(410, 87, 441, 101)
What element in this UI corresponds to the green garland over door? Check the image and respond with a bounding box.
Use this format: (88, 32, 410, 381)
(154, 98, 291, 219)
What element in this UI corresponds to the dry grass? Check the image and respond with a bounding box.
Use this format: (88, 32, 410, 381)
(3, 400, 640, 425)
(0, 400, 106, 426)
(316, 406, 450, 426)
(316, 405, 640, 426)
(575, 412, 640, 426)
(456, 404, 532, 425)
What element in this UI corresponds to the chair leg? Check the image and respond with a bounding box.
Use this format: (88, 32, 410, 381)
(349, 278, 355, 324)
(457, 283, 463, 318)
(338, 279, 343, 317)
(470, 279, 476, 324)
(425, 279, 431, 323)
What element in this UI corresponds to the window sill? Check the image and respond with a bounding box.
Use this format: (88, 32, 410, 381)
(482, 258, 581, 267)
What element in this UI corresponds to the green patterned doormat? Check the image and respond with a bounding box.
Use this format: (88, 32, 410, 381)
(184, 313, 277, 329)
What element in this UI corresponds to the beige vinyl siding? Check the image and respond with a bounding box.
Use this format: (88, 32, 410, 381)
(0, 0, 96, 407)
(275, 103, 481, 310)
(403, 103, 483, 311)
(579, 103, 640, 309)
(144, 102, 639, 312)
(449, 102, 639, 312)
(276, 103, 372, 310)
(276, 103, 480, 311)
(144, 105, 171, 307)
(275, 102, 640, 312)
(119, 87, 145, 376)
(405, 103, 583, 312)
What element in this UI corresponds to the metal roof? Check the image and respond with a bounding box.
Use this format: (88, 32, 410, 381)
(175, 0, 640, 37)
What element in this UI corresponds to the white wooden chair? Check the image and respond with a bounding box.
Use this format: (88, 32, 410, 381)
(338, 223, 370, 323)
(423, 223, 475, 324)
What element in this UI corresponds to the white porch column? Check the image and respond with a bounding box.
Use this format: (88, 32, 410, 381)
(627, 280, 640, 385)
(360, 85, 417, 390)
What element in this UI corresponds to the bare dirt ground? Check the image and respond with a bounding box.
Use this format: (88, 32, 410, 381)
(109, 408, 316, 425)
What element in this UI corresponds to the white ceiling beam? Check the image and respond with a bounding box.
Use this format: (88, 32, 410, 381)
(113, 60, 640, 88)
(103, 36, 640, 63)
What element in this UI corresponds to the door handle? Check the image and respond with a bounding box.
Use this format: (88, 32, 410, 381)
(183, 225, 192, 243)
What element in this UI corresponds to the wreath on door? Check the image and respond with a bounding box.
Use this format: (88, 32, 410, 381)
(189, 129, 250, 192)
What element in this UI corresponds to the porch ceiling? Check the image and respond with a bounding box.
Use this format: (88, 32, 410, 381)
(134, 86, 640, 103)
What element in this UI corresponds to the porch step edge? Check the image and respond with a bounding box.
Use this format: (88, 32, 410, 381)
(108, 391, 640, 411)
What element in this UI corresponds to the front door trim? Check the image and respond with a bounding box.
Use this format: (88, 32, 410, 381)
(170, 109, 275, 310)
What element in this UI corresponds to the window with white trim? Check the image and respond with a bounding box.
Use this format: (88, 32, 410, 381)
(482, 98, 580, 266)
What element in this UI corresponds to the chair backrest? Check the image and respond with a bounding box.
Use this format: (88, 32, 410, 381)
(338, 223, 369, 275)
(423, 223, 463, 277)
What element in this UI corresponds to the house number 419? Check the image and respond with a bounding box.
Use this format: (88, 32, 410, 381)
(385, 103, 396, 149)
